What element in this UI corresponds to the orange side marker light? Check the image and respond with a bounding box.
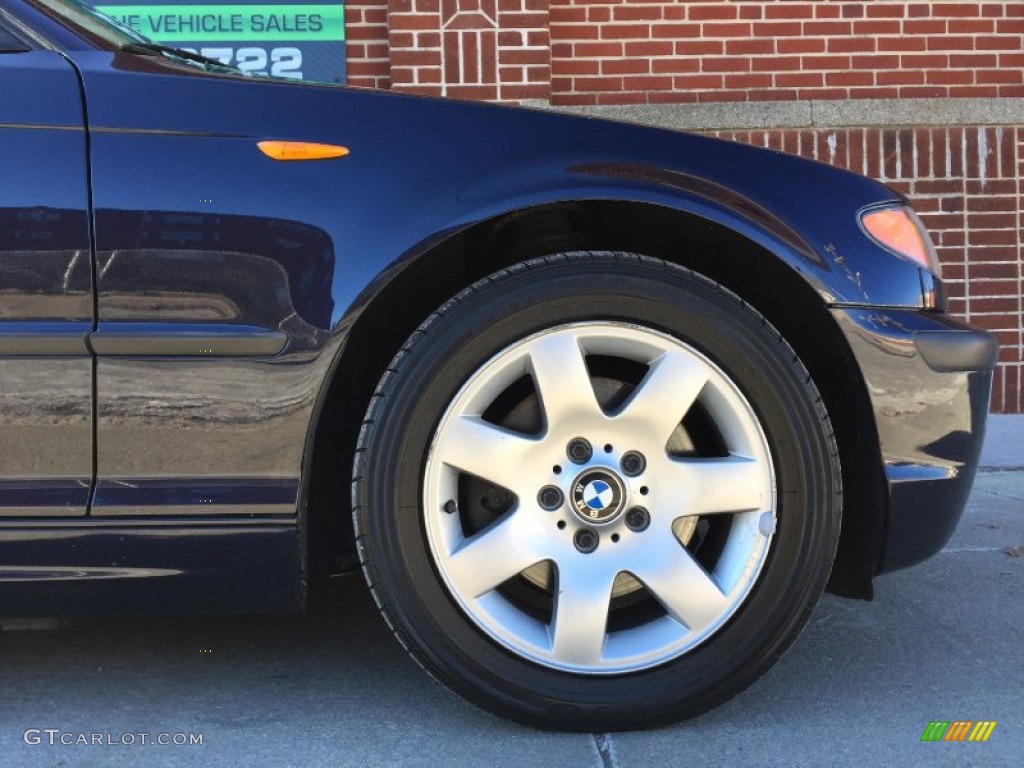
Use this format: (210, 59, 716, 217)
(257, 141, 350, 161)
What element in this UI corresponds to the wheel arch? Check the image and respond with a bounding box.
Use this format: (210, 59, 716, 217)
(305, 199, 885, 597)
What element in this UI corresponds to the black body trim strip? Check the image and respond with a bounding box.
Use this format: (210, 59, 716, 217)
(0, 517, 296, 528)
(0, 122, 81, 131)
(89, 324, 288, 356)
(0, 328, 91, 355)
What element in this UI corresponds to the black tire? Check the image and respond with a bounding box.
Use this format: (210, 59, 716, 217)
(353, 252, 840, 731)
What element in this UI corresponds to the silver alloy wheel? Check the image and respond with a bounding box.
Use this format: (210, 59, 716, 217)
(423, 322, 776, 674)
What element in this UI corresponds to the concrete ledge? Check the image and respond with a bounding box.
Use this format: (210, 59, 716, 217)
(531, 97, 1024, 132)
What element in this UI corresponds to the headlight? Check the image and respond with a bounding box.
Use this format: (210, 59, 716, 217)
(860, 206, 941, 278)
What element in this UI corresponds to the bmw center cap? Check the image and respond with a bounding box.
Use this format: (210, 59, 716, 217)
(571, 469, 626, 524)
(584, 480, 614, 510)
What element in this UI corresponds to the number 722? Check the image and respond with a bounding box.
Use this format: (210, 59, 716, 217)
(179, 47, 303, 79)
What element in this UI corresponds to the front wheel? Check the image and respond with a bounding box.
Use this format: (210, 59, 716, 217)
(353, 253, 840, 730)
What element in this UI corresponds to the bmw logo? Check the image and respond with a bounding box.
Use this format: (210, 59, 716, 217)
(583, 480, 614, 511)
(571, 469, 625, 524)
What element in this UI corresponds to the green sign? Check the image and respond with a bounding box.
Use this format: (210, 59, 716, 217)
(95, 4, 344, 41)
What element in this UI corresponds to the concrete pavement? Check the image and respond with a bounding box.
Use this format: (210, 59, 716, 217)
(980, 414, 1024, 469)
(1, 416, 1021, 767)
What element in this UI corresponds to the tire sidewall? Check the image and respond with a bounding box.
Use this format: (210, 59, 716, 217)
(358, 255, 838, 727)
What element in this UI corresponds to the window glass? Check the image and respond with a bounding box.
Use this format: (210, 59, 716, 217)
(25, 0, 147, 49)
(0, 20, 32, 51)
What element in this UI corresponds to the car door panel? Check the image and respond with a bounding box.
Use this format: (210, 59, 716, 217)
(0, 50, 93, 517)
(72, 60, 339, 518)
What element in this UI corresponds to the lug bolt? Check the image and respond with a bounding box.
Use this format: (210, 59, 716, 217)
(620, 451, 646, 477)
(574, 528, 599, 554)
(567, 438, 592, 464)
(538, 485, 564, 511)
(625, 506, 650, 532)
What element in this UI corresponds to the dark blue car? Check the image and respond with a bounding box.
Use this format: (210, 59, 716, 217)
(0, 0, 997, 730)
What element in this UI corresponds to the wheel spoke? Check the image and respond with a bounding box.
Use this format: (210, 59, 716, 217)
(446, 513, 544, 598)
(661, 454, 769, 516)
(424, 320, 778, 673)
(434, 415, 540, 494)
(632, 537, 729, 634)
(527, 331, 603, 430)
(549, 561, 616, 666)
(613, 350, 708, 446)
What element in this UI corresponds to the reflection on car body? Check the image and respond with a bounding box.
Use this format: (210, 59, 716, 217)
(0, 0, 998, 731)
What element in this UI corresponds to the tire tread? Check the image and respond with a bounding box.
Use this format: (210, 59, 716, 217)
(352, 252, 842, 729)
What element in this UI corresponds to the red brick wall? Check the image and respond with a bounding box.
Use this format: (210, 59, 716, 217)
(549, 1, 1024, 106)
(359, 2, 1024, 104)
(384, 0, 550, 100)
(346, 1, 391, 89)
(344, 3, 1024, 413)
(710, 126, 1023, 413)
